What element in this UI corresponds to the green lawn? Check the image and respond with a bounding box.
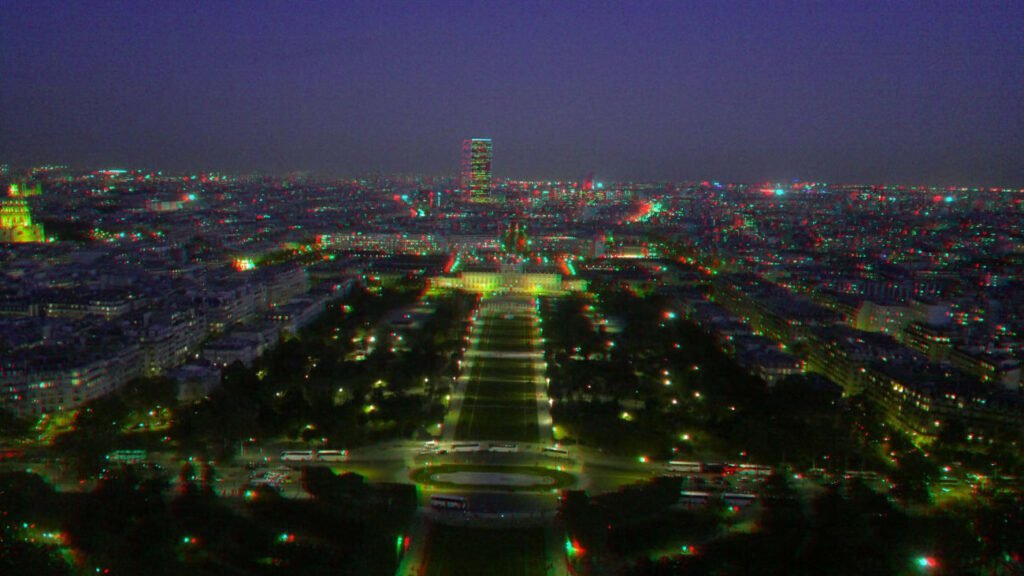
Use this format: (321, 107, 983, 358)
(424, 525, 549, 576)
(454, 314, 541, 443)
(475, 316, 534, 354)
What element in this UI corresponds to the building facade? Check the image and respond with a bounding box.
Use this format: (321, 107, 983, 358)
(460, 138, 492, 201)
(0, 183, 45, 243)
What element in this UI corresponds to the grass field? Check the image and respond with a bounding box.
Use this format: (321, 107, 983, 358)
(454, 313, 540, 443)
(423, 525, 549, 576)
(476, 327, 534, 354)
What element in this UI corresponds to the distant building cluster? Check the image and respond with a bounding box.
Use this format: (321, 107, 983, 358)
(0, 164, 1021, 448)
(655, 182, 1024, 444)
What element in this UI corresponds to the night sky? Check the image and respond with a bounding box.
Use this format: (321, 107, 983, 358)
(2, 1, 1022, 185)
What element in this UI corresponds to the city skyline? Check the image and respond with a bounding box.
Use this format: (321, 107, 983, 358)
(2, 164, 1022, 575)
(1, 3, 1023, 574)
(2, 1, 1023, 186)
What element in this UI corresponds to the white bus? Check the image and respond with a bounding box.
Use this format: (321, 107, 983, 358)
(722, 493, 758, 508)
(678, 491, 711, 507)
(736, 464, 773, 478)
(430, 495, 468, 512)
(488, 443, 519, 453)
(280, 450, 315, 462)
(542, 446, 570, 457)
(451, 443, 481, 453)
(666, 461, 703, 474)
(316, 450, 348, 462)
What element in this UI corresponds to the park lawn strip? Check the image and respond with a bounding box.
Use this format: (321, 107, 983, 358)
(454, 313, 542, 443)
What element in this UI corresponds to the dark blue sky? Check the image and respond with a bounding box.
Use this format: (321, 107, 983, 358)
(2, 1, 1022, 185)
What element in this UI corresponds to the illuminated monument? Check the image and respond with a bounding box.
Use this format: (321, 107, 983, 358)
(0, 183, 45, 243)
(430, 219, 586, 295)
(500, 219, 530, 258)
(460, 138, 492, 201)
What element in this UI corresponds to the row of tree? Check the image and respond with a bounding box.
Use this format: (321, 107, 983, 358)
(48, 284, 477, 476)
(0, 463, 417, 575)
(561, 472, 1024, 576)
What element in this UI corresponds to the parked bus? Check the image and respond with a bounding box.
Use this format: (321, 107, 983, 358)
(488, 443, 518, 453)
(542, 446, 570, 458)
(280, 450, 315, 463)
(106, 449, 147, 464)
(736, 464, 773, 478)
(678, 491, 711, 507)
(843, 470, 881, 482)
(316, 450, 347, 462)
(451, 443, 481, 453)
(666, 461, 703, 474)
(722, 493, 758, 508)
(430, 495, 468, 512)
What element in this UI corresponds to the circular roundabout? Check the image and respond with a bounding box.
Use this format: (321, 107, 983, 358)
(410, 464, 576, 492)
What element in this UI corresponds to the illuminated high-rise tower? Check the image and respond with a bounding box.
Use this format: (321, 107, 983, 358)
(460, 138, 492, 201)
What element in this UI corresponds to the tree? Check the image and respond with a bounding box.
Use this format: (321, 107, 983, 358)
(891, 450, 937, 504)
(0, 407, 33, 439)
(0, 524, 74, 576)
(935, 417, 967, 449)
(0, 471, 62, 524)
(756, 469, 807, 543)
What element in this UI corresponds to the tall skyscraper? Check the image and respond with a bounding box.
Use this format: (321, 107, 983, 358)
(460, 138, 492, 201)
